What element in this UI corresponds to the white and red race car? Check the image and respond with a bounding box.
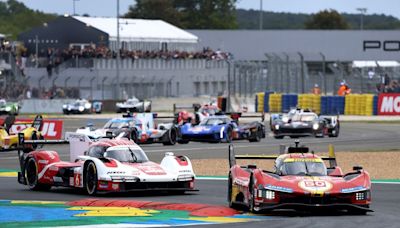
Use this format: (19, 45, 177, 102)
(17, 132, 196, 195)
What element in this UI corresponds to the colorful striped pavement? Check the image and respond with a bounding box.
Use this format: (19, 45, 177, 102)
(0, 199, 272, 227)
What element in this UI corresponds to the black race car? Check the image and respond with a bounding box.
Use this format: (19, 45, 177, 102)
(271, 110, 339, 139)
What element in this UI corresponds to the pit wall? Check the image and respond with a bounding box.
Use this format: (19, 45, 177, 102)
(255, 92, 400, 116)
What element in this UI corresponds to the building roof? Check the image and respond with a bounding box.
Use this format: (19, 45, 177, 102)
(73, 16, 198, 43)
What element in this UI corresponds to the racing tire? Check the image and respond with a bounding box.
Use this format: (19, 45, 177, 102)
(274, 135, 284, 139)
(84, 161, 98, 195)
(130, 130, 139, 144)
(25, 157, 51, 191)
(249, 126, 263, 142)
(329, 126, 340, 138)
(163, 128, 177, 146)
(225, 127, 233, 143)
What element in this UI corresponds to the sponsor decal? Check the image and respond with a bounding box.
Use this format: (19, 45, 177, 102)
(378, 93, 400, 115)
(298, 179, 333, 193)
(265, 184, 293, 193)
(341, 186, 367, 193)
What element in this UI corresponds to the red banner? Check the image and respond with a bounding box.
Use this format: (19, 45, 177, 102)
(0, 118, 63, 139)
(378, 93, 400, 115)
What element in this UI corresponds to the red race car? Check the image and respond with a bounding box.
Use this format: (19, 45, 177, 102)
(16, 132, 197, 195)
(228, 141, 372, 214)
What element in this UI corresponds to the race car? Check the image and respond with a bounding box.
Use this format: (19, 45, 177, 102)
(178, 114, 265, 143)
(271, 109, 339, 139)
(62, 99, 102, 115)
(17, 132, 197, 195)
(0, 99, 20, 115)
(173, 103, 221, 125)
(0, 115, 44, 151)
(116, 97, 151, 113)
(78, 113, 177, 145)
(227, 141, 372, 214)
(76, 114, 141, 142)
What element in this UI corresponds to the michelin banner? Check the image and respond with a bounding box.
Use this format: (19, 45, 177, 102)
(378, 93, 400, 115)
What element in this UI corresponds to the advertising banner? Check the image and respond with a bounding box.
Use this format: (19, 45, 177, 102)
(378, 93, 400, 115)
(0, 118, 63, 139)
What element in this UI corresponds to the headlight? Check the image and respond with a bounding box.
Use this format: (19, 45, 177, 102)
(312, 123, 319, 130)
(84, 103, 91, 109)
(355, 191, 367, 201)
(5, 107, 11, 111)
(275, 124, 280, 130)
(78, 106, 84, 112)
(282, 116, 289, 123)
(63, 105, 67, 108)
(258, 189, 275, 199)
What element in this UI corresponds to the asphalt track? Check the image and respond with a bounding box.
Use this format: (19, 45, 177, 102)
(1, 118, 400, 227)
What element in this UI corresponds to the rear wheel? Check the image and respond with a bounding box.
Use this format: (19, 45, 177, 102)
(84, 161, 98, 195)
(25, 157, 51, 191)
(329, 126, 340, 137)
(249, 126, 262, 142)
(163, 128, 177, 145)
(130, 130, 139, 143)
(225, 127, 233, 143)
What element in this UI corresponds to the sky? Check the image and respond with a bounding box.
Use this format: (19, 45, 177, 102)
(9, 0, 400, 19)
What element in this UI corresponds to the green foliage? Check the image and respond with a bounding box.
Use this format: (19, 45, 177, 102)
(305, 9, 350, 29)
(124, 0, 237, 29)
(237, 9, 400, 30)
(0, 0, 56, 40)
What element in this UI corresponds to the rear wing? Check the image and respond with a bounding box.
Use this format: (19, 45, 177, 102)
(228, 144, 337, 168)
(18, 132, 92, 162)
(173, 103, 201, 113)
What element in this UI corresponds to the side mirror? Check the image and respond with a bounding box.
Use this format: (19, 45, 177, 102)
(353, 165, 363, 171)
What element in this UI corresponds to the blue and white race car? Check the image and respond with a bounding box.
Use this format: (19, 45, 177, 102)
(178, 115, 265, 143)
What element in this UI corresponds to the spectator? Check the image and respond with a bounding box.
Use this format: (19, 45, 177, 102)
(312, 84, 321, 95)
(337, 81, 351, 96)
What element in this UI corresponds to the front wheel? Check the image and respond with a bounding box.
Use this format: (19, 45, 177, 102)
(329, 126, 340, 137)
(163, 128, 177, 145)
(84, 161, 98, 195)
(25, 157, 51, 191)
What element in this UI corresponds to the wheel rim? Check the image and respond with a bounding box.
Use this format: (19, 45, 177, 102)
(86, 163, 97, 194)
(26, 159, 37, 187)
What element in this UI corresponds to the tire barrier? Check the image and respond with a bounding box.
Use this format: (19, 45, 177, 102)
(282, 94, 298, 113)
(255, 92, 389, 115)
(269, 93, 282, 113)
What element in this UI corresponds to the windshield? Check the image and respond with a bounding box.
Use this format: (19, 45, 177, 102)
(103, 119, 132, 129)
(280, 159, 327, 176)
(199, 118, 227, 126)
(104, 148, 149, 163)
(291, 114, 316, 122)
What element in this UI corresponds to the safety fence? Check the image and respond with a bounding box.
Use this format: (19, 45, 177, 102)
(255, 92, 400, 116)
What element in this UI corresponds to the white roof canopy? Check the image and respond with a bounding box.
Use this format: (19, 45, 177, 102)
(352, 61, 400, 68)
(73, 16, 198, 43)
